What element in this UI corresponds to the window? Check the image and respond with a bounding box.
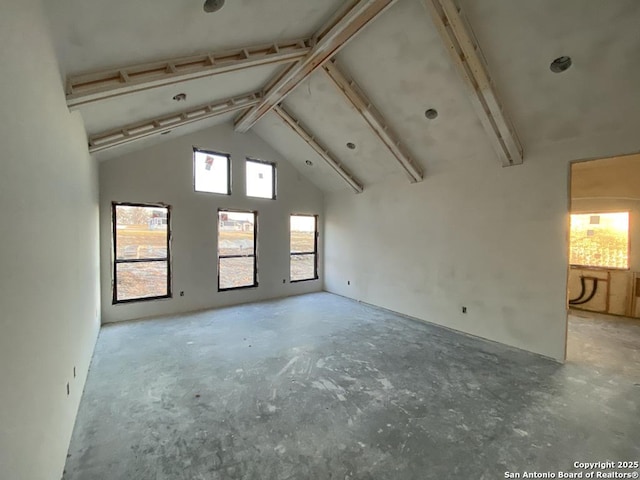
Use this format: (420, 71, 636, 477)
(194, 148, 231, 194)
(246, 158, 276, 199)
(570, 212, 629, 269)
(218, 210, 257, 290)
(290, 214, 318, 282)
(112, 203, 171, 303)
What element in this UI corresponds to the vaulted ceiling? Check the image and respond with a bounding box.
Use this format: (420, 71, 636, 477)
(45, 0, 640, 193)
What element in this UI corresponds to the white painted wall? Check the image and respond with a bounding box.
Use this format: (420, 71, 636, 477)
(324, 130, 640, 361)
(0, 1, 101, 479)
(99, 123, 324, 323)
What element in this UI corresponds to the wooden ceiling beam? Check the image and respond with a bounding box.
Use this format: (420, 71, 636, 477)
(273, 105, 364, 193)
(322, 59, 423, 183)
(88, 92, 261, 153)
(422, 0, 523, 166)
(66, 39, 311, 109)
(234, 0, 398, 133)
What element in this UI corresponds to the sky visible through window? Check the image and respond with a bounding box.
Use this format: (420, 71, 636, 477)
(246, 160, 274, 199)
(194, 150, 228, 194)
(291, 215, 315, 233)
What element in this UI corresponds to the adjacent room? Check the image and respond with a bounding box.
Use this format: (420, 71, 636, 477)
(566, 154, 640, 374)
(1, 0, 639, 479)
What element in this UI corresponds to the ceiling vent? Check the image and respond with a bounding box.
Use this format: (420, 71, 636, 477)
(550, 56, 572, 73)
(203, 0, 225, 13)
(425, 108, 438, 120)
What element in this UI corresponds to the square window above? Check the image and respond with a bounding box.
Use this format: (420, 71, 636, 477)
(246, 158, 276, 199)
(194, 148, 231, 195)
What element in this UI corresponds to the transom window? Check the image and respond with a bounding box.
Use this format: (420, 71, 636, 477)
(246, 158, 276, 199)
(218, 210, 258, 290)
(569, 212, 629, 269)
(194, 148, 231, 195)
(290, 214, 318, 282)
(112, 203, 171, 303)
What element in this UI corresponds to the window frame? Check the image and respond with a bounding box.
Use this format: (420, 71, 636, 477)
(217, 209, 259, 292)
(569, 210, 630, 271)
(290, 214, 319, 283)
(193, 147, 232, 195)
(245, 157, 277, 200)
(112, 201, 172, 304)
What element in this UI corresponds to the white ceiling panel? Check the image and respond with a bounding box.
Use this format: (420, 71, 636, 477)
(79, 63, 282, 134)
(336, 0, 498, 173)
(45, 0, 344, 75)
(282, 71, 404, 186)
(455, 0, 640, 148)
(253, 112, 354, 193)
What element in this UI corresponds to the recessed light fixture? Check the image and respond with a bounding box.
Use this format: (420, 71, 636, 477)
(425, 108, 438, 120)
(346, 142, 356, 150)
(305, 160, 313, 166)
(550, 56, 572, 73)
(203, 0, 225, 13)
(172, 93, 187, 102)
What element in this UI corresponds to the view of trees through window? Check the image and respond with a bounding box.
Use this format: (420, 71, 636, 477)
(218, 211, 256, 290)
(569, 212, 629, 269)
(114, 204, 170, 302)
(290, 215, 318, 281)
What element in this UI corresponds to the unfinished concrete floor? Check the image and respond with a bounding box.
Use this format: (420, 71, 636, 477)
(567, 309, 640, 377)
(64, 293, 640, 479)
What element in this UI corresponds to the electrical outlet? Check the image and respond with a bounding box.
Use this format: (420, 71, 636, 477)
(282, 279, 286, 284)
(347, 280, 351, 286)
(73, 367, 76, 378)
(462, 306, 467, 314)
(66, 383, 70, 396)
(180, 291, 184, 297)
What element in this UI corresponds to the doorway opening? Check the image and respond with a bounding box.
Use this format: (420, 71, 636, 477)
(566, 153, 640, 374)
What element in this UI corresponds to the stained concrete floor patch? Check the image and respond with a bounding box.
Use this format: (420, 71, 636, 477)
(63, 293, 640, 479)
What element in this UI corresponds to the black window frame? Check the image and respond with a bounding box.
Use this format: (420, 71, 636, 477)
(245, 157, 277, 200)
(290, 214, 319, 283)
(193, 147, 232, 195)
(217, 209, 259, 292)
(112, 201, 172, 304)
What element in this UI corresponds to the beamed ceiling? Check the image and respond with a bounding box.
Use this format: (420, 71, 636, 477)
(45, 0, 640, 193)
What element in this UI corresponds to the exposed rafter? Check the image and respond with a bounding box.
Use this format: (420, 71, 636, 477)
(422, 0, 523, 166)
(273, 105, 364, 193)
(88, 92, 261, 153)
(66, 39, 311, 108)
(234, 0, 398, 133)
(322, 60, 423, 183)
